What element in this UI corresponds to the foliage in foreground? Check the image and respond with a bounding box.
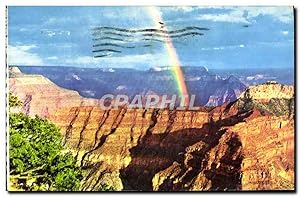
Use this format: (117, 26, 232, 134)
(8, 92, 23, 108)
(9, 93, 118, 191)
(9, 93, 82, 191)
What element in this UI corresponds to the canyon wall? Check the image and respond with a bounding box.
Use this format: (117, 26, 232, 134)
(9, 67, 99, 117)
(8, 69, 294, 191)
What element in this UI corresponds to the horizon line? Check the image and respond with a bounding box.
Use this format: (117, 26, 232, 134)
(8, 64, 295, 70)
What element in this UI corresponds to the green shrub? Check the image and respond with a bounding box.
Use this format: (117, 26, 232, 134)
(9, 94, 82, 191)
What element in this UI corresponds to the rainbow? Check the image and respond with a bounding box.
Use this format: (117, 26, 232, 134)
(146, 6, 190, 106)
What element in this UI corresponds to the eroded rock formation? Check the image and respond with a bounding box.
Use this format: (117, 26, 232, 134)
(9, 69, 99, 118)
(9, 69, 294, 191)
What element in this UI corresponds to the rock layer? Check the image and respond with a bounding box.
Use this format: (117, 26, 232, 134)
(9, 74, 98, 118)
(239, 82, 294, 102)
(9, 71, 295, 191)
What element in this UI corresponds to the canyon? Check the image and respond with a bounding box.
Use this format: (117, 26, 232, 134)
(17, 66, 247, 106)
(9, 67, 294, 191)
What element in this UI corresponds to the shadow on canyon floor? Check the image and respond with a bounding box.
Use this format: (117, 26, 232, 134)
(120, 110, 249, 191)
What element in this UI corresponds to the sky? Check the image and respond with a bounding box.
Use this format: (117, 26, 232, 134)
(7, 6, 294, 70)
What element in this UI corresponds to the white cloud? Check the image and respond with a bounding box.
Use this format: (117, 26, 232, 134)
(174, 6, 294, 24)
(17, 44, 37, 51)
(8, 44, 44, 65)
(200, 40, 292, 52)
(41, 29, 71, 38)
(102, 53, 169, 66)
(95, 7, 154, 28)
(163, 6, 195, 13)
(19, 28, 30, 32)
(65, 53, 169, 68)
(47, 56, 58, 60)
(241, 7, 293, 23)
(281, 31, 289, 35)
(48, 43, 75, 48)
(65, 56, 95, 65)
(201, 44, 246, 51)
(44, 17, 74, 25)
(47, 32, 55, 37)
(197, 9, 250, 24)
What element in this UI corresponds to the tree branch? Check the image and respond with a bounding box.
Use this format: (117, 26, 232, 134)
(10, 174, 48, 179)
(10, 164, 46, 176)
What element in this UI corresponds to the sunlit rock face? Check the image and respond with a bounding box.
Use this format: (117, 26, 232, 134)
(9, 70, 294, 191)
(239, 82, 294, 102)
(9, 69, 99, 118)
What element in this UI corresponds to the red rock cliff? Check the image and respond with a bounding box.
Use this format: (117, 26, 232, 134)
(9, 68, 99, 118)
(9, 69, 294, 191)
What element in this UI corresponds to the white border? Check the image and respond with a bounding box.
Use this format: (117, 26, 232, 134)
(0, 2, 7, 196)
(0, 0, 298, 196)
(0, 0, 296, 6)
